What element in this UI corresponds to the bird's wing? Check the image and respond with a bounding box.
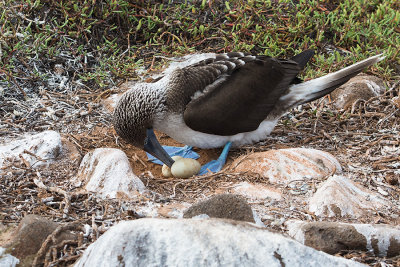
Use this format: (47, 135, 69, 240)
(173, 53, 304, 136)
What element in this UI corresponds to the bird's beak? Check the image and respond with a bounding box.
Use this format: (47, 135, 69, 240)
(144, 128, 175, 168)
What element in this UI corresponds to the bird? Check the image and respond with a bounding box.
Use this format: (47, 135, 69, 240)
(113, 50, 384, 174)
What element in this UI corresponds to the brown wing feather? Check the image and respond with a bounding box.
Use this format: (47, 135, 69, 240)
(183, 57, 301, 136)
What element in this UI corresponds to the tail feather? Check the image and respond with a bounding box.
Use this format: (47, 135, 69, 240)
(290, 49, 315, 70)
(280, 54, 385, 107)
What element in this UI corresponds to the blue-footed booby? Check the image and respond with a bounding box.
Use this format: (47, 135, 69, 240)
(113, 50, 384, 174)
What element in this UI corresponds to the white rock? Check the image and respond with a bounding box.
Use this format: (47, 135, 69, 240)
(0, 130, 62, 168)
(75, 218, 365, 267)
(232, 181, 282, 201)
(309, 175, 388, 218)
(231, 148, 341, 184)
(0, 247, 19, 267)
(74, 148, 145, 199)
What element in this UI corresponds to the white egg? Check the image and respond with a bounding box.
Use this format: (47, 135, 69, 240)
(171, 158, 201, 178)
(162, 156, 183, 177)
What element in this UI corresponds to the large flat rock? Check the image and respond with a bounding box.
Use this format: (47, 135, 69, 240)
(75, 218, 365, 267)
(230, 148, 341, 183)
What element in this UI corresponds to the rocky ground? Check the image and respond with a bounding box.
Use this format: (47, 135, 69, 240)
(1, 54, 400, 266)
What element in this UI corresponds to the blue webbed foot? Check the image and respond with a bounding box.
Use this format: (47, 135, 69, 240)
(146, 145, 199, 165)
(199, 142, 232, 175)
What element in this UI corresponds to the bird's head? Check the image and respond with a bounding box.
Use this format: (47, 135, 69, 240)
(113, 85, 175, 167)
(113, 87, 154, 148)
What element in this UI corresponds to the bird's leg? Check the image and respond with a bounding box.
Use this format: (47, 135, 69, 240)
(199, 141, 232, 175)
(146, 145, 200, 165)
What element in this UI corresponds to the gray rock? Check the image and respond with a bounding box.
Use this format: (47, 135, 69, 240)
(3, 215, 76, 266)
(330, 74, 385, 109)
(75, 218, 365, 267)
(287, 220, 400, 257)
(183, 194, 255, 223)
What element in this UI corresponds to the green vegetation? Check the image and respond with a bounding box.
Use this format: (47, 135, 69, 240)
(0, 0, 399, 95)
